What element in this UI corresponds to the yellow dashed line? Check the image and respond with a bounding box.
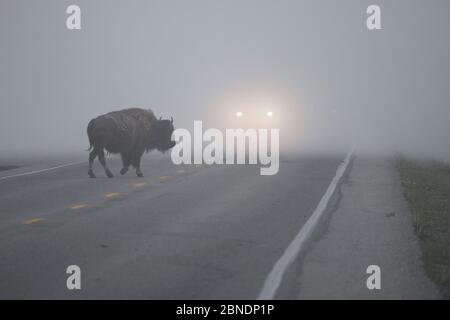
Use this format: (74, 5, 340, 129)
(105, 192, 121, 198)
(23, 217, 45, 225)
(70, 204, 89, 210)
(159, 176, 171, 182)
(134, 182, 147, 187)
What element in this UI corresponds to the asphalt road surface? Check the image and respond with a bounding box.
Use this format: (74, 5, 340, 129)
(0, 153, 345, 299)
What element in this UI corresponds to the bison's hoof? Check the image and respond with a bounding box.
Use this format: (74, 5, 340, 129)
(106, 170, 114, 178)
(136, 171, 144, 178)
(88, 171, 96, 178)
(120, 168, 128, 175)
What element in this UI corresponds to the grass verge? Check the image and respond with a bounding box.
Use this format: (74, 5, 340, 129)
(397, 157, 450, 297)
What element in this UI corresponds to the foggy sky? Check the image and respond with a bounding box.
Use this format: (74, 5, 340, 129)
(1, 0, 450, 159)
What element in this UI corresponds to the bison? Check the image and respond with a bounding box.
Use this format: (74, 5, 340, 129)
(87, 108, 176, 178)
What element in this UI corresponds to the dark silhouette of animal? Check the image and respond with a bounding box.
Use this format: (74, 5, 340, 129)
(87, 108, 176, 178)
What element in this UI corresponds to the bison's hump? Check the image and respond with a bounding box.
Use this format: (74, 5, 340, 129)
(108, 108, 156, 122)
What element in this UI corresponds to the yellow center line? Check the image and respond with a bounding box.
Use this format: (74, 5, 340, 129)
(70, 204, 89, 210)
(159, 176, 171, 182)
(105, 192, 121, 198)
(22, 217, 45, 225)
(134, 182, 147, 187)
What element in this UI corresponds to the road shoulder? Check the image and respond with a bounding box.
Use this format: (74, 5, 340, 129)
(296, 157, 440, 299)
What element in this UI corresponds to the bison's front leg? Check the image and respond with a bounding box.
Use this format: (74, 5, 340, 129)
(132, 152, 144, 177)
(135, 159, 143, 177)
(97, 148, 114, 178)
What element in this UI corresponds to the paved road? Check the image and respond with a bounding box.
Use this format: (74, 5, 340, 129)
(0, 153, 344, 299)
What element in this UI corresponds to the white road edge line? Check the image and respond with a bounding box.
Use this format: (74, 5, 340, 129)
(0, 161, 85, 181)
(257, 148, 354, 300)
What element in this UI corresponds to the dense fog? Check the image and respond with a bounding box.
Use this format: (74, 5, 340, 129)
(1, 0, 449, 161)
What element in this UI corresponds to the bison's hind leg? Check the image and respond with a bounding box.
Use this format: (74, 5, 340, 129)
(88, 149, 97, 178)
(97, 148, 114, 178)
(120, 153, 131, 175)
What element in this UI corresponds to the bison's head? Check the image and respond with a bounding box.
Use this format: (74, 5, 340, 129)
(153, 117, 176, 153)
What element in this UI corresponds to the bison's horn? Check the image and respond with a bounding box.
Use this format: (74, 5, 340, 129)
(170, 117, 173, 124)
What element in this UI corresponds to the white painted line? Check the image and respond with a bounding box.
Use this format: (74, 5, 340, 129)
(257, 148, 354, 300)
(0, 161, 85, 182)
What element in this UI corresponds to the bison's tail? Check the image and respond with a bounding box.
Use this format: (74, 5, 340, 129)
(86, 119, 95, 151)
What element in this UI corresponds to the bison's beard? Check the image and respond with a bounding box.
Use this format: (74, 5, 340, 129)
(156, 140, 176, 153)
